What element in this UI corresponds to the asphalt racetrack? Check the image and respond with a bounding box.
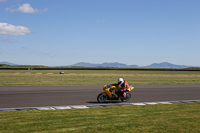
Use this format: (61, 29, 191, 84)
(0, 85, 200, 108)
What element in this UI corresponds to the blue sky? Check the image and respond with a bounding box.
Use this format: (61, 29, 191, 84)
(0, 0, 200, 66)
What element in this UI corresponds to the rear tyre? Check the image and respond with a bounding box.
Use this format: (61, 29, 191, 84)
(97, 94, 107, 103)
(121, 93, 131, 102)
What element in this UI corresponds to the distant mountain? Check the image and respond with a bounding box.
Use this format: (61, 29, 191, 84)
(97, 62, 138, 68)
(0, 61, 18, 66)
(71, 62, 139, 68)
(0, 61, 193, 68)
(70, 62, 97, 67)
(143, 62, 190, 69)
(71, 62, 191, 68)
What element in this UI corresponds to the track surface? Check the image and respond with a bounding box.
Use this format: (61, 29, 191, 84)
(0, 85, 200, 108)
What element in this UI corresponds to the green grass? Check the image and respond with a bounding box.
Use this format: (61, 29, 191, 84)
(0, 70, 200, 85)
(0, 103, 199, 132)
(0, 70, 199, 132)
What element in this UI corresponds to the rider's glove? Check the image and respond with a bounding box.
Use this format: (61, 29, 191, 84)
(107, 84, 111, 88)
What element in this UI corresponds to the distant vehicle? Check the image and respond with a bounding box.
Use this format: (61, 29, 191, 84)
(59, 71, 64, 74)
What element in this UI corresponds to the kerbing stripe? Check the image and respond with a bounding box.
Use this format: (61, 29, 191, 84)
(144, 102, 158, 105)
(71, 105, 89, 109)
(157, 102, 171, 104)
(53, 106, 71, 109)
(0, 100, 199, 112)
(131, 103, 146, 105)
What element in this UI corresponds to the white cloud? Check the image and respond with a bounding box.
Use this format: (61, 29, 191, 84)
(0, 37, 11, 42)
(97, 18, 106, 23)
(6, 3, 48, 13)
(50, 53, 55, 57)
(0, 23, 31, 36)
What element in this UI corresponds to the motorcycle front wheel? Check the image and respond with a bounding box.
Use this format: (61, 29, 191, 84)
(121, 93, 131, 102)
(97, 94, 107, 103)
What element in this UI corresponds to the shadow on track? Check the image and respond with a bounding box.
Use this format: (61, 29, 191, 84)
(87, 101, 121, 104)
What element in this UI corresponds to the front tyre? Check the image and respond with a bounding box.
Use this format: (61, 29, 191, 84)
(121, 93, 131, 102)
(97, 94, 107, 103)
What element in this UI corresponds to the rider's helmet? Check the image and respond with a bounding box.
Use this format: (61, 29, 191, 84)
(118, 78, 124, 86)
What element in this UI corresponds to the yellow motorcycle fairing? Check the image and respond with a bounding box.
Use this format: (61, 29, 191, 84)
(103, 85, 119, 98)
(103, 85, 134, 98)
(129, 86, 134, 91)
(97, 84, 134, 103)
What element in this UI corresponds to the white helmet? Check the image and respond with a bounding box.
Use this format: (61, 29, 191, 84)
(118, 78, 124, 86)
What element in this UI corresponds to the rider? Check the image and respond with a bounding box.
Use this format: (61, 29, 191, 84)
(111, 78, 130, 98)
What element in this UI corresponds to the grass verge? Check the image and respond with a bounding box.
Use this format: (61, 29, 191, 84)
(0, 103, 199, 132)
(0, 70, 200, 85)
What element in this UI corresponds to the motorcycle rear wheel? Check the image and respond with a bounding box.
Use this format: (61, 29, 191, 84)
(121, 93, 131, 102)
(97, 94, 107, 103)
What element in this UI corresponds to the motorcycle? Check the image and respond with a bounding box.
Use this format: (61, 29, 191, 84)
(97, 84, 134, 103)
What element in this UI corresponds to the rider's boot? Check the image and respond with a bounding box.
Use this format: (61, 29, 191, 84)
(122, 92, 126, 98)
(111, 93, 118, 98)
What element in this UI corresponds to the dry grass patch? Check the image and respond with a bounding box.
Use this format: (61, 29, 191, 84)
(0, 70, 200, 85)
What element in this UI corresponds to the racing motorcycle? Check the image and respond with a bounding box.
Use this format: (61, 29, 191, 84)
(97, 84, 134, 103)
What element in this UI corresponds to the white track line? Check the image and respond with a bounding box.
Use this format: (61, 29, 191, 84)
(0, 100, 199, 112)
